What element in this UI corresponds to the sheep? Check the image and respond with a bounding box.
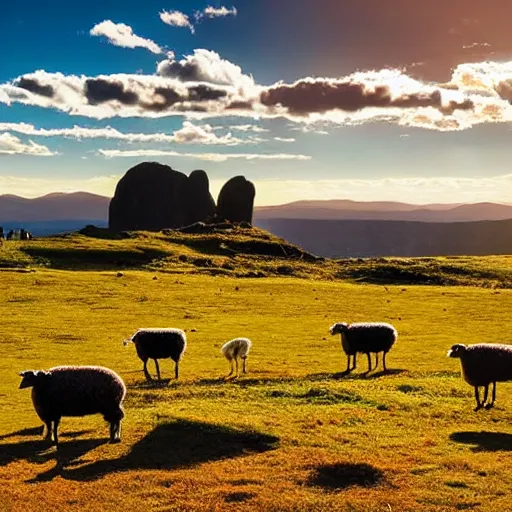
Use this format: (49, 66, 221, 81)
(124, 328, 187, 382)
(18, 365, 126, 447)
(329, 322, 398, 373)
(221, 338, 252, 378)
(448, 343, 512, 411)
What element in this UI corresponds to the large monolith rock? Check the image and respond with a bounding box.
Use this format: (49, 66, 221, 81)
(109, 162, 216, 231)
(216, 176, 256, 223)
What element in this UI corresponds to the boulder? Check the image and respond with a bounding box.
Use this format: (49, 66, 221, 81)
(216, 176, 256, 223)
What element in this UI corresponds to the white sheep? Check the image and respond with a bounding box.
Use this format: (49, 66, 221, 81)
(221, 338, 252, 378)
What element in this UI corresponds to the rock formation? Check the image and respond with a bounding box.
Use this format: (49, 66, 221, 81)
(216, 176, 256, 224)
(109, 162, 216, 231)
(109, 162, 255, 231)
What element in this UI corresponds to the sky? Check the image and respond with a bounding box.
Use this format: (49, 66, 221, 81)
(1, 0, 512, 205)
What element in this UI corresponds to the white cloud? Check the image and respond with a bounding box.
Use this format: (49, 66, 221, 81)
(225, 124, 269, 133)
(196, 6, 237, 20)
(274, 137, 295, 143)
(0, 133, 55, 156)
(171, 121, 243, 145)
(98, 148, 311, 162)
(0, 122, 250, 146)
(90, 20, 163, 54)
(160, 11, 195, 34)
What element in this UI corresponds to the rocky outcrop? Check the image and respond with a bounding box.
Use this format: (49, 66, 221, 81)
(216, 176, 256, 224)
(109, 162, 216, 231)
(109, 163, 255, 231)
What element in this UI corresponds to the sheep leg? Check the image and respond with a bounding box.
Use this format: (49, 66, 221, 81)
(482, 385, 489, 407)
(375, 353, 379, 370)
(43, 421, 53, 441)
(474, 387, 483, 411)
(242, 357, 247, 374)
(366, 353, 372, 373)
(235, 358, 239, 378)
(345, 356, 351, 373)
(175, 361, 179, 380)
(53, 418, 60, 447)
(154, 359, 161, 381)
(383, 352, 388, 372)
(143, 360, 152, 382)
(110, 421, 121, 443)
(227, 359, 234, 377)
(352, 354, 357, 370)
(485, 382, 497, 410)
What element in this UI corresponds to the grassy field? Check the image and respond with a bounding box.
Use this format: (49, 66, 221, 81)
(1, 265, 512, 511)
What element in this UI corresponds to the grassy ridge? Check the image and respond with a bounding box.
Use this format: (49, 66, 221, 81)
(2, 226, 512, 287)
(1, 270, 512, 511)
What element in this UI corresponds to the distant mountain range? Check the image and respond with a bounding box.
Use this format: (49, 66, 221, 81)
(254, 200, 512, 223)
(255, 218, 512, 258)
(0, 192, 109, 222)
(1, 193, 512, 257)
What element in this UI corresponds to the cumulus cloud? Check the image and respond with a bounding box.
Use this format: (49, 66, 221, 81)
(99, 148, 311, 162)
(160, 10, 195, 34)
(0, 122, 251, 146)
(156, 49, 254, 90)
(0, 133, 55, 156)
(196, 6, 237, 20)
(274, 137, 295, 142)
(90, 20, 163, 54)
(6, 53, 512, 131)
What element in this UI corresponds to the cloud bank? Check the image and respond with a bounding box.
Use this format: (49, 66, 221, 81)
(3, 50, 512, 131)
(0, 121, 250, 146)
(99, 149, 311, 162)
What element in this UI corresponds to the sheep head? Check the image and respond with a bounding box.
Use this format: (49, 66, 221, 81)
(19, 370, 50, 389)
(447, 344, 467, 358)
(329, 323, 348, 336)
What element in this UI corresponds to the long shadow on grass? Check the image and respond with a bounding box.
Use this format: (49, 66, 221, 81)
(306, 463, 386, 491)
(34, 419, 279, 482)
(308, 369, 408, 381)
(0, 436, 105, 482)
(450, 431, 512, 452)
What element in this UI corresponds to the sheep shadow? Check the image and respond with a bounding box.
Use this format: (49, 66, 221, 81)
(45, 419, 280, 482)
(308, 369, 407, 381)
(306, 462, 386, 491)
(0, 433, 105, 483)
(450, 431, 512, 452)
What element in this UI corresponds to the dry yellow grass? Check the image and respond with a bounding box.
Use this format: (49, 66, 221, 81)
(0, 268, 512, 511)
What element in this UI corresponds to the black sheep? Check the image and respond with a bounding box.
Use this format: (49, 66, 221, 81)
(19, 365, 126, 446)
(448, 343, 512, 411)
(124, 328, 187, 381)
(329, 322, 398, 373)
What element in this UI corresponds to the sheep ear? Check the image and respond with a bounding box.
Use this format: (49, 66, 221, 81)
(19, 370, 34, 377)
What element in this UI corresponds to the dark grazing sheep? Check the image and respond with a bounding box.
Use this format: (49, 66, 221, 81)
(329, 322, 398, 373)
(19, 365, 126, 446)
(448, 343, 512, 411)
(221, 338, 252, 378)
(124, 328, 187, 381)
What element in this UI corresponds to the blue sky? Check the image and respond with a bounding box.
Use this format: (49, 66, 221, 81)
(1, 0, 512, 204)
